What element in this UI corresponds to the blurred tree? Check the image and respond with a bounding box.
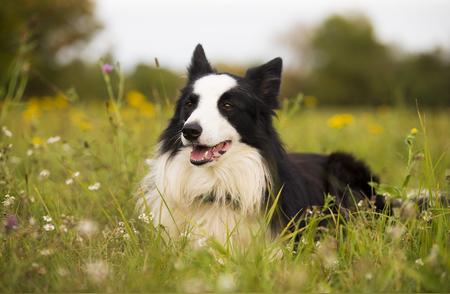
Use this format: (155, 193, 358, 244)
(283, 14, 450, 106)
(51, 58, 105, 101)
(0, 0, 101, 95)
(395, 50, 450, 107)
(293, 15, 395, 105)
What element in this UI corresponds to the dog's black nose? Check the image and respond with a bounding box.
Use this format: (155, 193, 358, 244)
(182, 123, 202, 141)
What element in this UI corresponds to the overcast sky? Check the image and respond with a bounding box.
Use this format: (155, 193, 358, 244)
(87, 0, 450, 71)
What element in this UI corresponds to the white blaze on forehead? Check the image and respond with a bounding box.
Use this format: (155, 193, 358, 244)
(183, 74, 240, 146)
(193, 74, 237, 99)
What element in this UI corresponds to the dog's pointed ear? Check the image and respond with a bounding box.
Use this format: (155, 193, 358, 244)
(245, 57, 282, 109)
(188, 44, 213, 81)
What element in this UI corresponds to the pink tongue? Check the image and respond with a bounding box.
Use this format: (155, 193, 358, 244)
(190, 141, 231, 162)
(190, 146, 213, 162)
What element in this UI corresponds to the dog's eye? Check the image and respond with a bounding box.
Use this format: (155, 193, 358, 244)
(221, 102, 233, 111)
(185, 101, 194, 109)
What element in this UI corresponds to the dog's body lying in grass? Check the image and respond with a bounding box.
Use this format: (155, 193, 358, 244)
(138, 44, 384, 245)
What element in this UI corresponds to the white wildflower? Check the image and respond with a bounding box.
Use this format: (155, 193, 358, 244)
(77, 219, 99, 237)
(382, 192, 391, 198)
(85, 260, 109, 284)
(40, 248, 53, 256)
(43, 215, 53, 222)
(357, 200, 364, 207)
(216, 258, 225, 265)
(26, 149, 33, 156)
(60, 224, 68, 233)
(2, 126, 12, 137)
(365, 272, 373, 280)
(39, 169, 50, 179)
(415, 258, 424, 266)
(216, 273, 237, 292)
(73, 171, 80, 177)
(421, 210, 432, 222)
(123, 233, 130, 240)
(88, 182, 101, 191)
(65, 178, 74, 185)
(138, 212, 152, 224)
(43, 223, 55, 231)
(195, 237, 207, 248)
(29, 217, 36, 225)
(3, 194, 15, 207)
(46, 136, 61, 144)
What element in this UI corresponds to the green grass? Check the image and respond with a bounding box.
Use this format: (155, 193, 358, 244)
(1, 97, 449, 292)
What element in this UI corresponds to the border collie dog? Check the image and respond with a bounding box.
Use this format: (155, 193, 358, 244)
(139, 44, 381, 245)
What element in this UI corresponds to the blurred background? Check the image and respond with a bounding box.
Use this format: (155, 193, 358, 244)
(1, 0, 449, 107)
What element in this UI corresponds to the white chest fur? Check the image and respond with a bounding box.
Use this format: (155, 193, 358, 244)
(138, 142, 271, 245)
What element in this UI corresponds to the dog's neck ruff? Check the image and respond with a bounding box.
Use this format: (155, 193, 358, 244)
(139, 142, 272, 243)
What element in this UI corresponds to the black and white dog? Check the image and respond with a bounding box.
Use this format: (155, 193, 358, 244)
(139, 44, 383, 245)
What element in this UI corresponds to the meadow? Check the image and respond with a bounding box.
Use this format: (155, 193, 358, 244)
(0, 84, 449, 291)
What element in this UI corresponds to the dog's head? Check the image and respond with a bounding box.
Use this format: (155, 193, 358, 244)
(161, 44, 282, 166)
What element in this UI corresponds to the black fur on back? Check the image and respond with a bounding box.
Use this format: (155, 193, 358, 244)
(267, 151, 382, 230)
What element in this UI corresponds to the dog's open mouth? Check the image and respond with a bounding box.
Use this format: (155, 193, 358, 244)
(190, 140, 232, 166)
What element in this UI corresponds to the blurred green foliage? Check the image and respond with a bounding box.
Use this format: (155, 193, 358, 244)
(0, 4, 449, 106)
(0, 0, 101, 96)
(282, 15, 450, 106)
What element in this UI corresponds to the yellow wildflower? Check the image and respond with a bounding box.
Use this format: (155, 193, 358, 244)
(125, 90, 155, 118)
(126, 91, 146, 108)
(53, 94, 69, 109)
(32, 136, 44, 146)
(70, 109, 92, 131)
(410, 128, 418, 135)
(40, 96, 55, 110)
(140, 101, 155, 118)
(22, 98, 41, 122)
(327, 114, 354, 129)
